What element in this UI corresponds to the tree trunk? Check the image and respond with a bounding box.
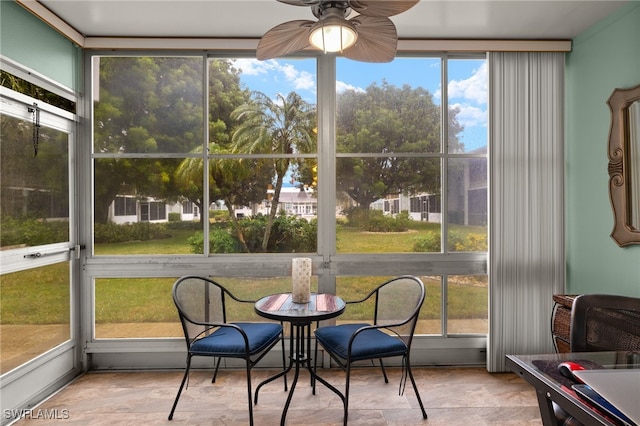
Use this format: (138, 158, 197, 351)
(224, 198, 250, 253)
(261, 173, 284, 252)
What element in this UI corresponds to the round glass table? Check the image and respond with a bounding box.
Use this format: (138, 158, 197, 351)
(254, 293, 346, 426)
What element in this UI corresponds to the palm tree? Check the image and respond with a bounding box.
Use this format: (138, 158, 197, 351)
(174, 143, 270, 253)
(231, 91, 316, 252)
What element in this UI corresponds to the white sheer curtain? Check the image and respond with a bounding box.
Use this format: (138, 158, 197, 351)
(487, 52, 566, 372)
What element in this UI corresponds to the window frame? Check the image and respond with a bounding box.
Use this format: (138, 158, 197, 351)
(82, 50, 487, 367)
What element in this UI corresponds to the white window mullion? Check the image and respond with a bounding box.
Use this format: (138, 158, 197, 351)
(317, 54, 337, 295)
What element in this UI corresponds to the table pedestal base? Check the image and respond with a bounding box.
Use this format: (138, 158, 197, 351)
(255, 322, 345, 426)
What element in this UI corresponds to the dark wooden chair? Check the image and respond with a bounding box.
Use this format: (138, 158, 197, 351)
(570, 294, 640, 352)
(555, 293, 640, 426)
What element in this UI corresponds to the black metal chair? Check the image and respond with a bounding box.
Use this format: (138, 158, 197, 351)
(313, 275, 428, 425)
(168, 275, 287, 425)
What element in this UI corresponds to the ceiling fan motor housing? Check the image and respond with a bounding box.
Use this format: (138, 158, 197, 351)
(312, 1, 351, 19)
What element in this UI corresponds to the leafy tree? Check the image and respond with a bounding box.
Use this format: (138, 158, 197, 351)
(209, 59, 252, 148)
(231, 91, 316, 252)
(174, 144, 271, 252)
(1, 71, 72, 229)
(336, 81, 463, 208)
(1, 112, 69, 225)
(1, 116, 70, 248)
(173, 60, 274, 251)
(205, 60, 271, 251)
(210, 157, 272, 252)
(93, 57, 204, 223)
(293, 159, 318, 192)
(1, 70, 75, 111)
(92, 58, 255, 224)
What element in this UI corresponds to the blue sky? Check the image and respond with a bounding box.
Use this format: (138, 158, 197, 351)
(232, 56, 487, 151)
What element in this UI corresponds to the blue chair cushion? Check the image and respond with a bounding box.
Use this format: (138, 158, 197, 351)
(190, 322, 282, 356)
(315, 323, 407, 361)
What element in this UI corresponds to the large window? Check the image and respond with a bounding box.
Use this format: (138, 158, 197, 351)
(207, 58, 318, 254)
(334, 57, 487, 334)
(93, 56, 204, 255)
(92, 56, 318, 255)
(88, 53, 486, 340)
(336, 57, 487, 254)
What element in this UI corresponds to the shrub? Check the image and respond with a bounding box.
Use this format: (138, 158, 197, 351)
(211, 229, 239, 253)
(209, 210, 229, 221)
(412, 232, 441, 252)
(447, 230, 466, 251)
(344, 207, 370, 228)
(237, 214, 317, 253)
(187, 232, 204, 253)
(453, 232, 487, 251)
(412, 229, 487, 253)
(268, 215, 317, 252)
(188, 229, 239, 254)
(165, 220, 200, 230)
(0, 216, 68, 247)
(186, 214, 318, 253)
(188, 215, 318, 253)
(168, 212, 181, 222)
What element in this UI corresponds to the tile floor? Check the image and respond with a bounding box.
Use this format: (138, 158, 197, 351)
(15, 365, 542, 425)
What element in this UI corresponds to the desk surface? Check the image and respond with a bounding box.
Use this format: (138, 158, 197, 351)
(506, 352, 640, 426)
(254, 293, 345, 323)
(574, 369, 640, 424)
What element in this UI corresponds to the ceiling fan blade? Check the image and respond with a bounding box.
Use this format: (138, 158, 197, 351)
(343, 16, 397, 63)
(257, 20, 314, 60)
(277, 0, 320, 6)
(349, 0, 419, 17)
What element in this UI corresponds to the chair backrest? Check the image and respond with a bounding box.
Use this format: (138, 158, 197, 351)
(172, 276, 229, 346)
(373, 276, 425, 344)
(570, 294, 640, 352)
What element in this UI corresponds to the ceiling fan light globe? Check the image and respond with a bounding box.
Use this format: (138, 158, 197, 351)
(309, 19, 357, 53)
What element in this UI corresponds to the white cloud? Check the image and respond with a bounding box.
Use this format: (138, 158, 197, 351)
(433, 86, 441, 101)
(336, 81, 365, 93)
(451, 103, 487, 128)
(448, 62, 487, 105)
(435, 63, 487, 130)
(279, 64, 315, 91)
(233, 58, 274, 76)
(234, 59, 317, 94)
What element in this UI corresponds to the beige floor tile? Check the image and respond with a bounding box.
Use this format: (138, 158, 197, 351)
(16, 367, 542, 425)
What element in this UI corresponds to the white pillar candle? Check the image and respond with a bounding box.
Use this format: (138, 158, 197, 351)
(292, 257, 312, 303)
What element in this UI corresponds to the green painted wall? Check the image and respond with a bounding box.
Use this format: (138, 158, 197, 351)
(565, 1, 640, 296)
(0, 1, 81, 91)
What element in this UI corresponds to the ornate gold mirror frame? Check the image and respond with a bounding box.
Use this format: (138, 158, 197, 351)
(607, 84, 640, 246)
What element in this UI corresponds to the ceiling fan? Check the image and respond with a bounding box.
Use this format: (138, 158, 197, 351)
(257, 0, 420, 63)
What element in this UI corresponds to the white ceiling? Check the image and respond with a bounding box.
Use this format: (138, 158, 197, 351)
(37, 0, 628, 40)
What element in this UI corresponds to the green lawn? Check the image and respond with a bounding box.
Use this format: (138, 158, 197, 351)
(1, 223, 487, 326)
(93, 222, 486, 255)
(1, 263, 70, 324)
(94, 228, 196, 255)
